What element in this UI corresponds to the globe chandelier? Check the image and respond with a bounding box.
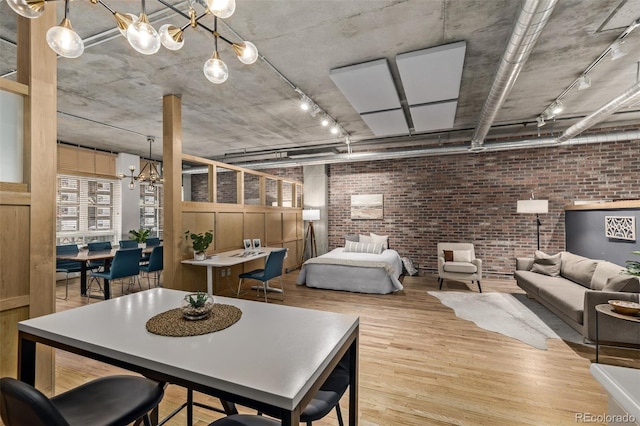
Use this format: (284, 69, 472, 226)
(118, 137, 164, 191)
(5, 0, 259, 84)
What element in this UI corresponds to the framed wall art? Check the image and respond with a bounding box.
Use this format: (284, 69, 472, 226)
(351, 194, 383, 220)
(605, 216, 636, 241)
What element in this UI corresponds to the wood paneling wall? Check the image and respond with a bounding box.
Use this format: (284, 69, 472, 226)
(57, 144, 116, 177)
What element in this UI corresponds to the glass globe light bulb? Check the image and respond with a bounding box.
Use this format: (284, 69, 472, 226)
(207, 0, 236, 18)
(203, 52, 229, 84)
(234, 41, 258, 65)
(159, 24, 184, 50)
(6, 0, 45, 18)
(126, 13, 161, 55)
(116, 12, 139, 38)
(128, 181, 135, 190)
(46, 18, 84, 58)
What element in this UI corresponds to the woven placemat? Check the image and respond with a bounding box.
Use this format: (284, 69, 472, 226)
(146, 304, 242, 337)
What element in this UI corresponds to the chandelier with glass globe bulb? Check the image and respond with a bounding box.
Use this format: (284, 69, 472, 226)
(5, 0, 259, 84)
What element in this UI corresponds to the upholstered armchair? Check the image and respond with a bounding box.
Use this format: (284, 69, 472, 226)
(437, 242, 482, 293)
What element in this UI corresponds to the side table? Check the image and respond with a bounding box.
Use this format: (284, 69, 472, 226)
(595, 304, 640, 363)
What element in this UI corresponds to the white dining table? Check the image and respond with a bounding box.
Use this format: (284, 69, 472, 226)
(18, 288, 359, 426)
(182, 247, 279, 295)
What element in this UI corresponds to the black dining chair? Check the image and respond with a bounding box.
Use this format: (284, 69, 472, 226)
(55, 244, 82, 300)
(0, 375, 164, 426)
(139, 245, 163, 288)
(237, 248, 287, 302)
(88, 248, 142, 299)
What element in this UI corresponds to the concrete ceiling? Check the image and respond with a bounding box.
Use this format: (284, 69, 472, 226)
(2, 0, 640, 166)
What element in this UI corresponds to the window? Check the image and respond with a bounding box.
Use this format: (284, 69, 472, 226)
(56, 174, 122, 245)
(140, 184, 163, 238)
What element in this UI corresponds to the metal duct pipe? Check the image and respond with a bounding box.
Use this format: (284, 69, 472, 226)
(470, 0, 558, 148)
(179, 130, 640, 171)
(556, 81, 640, 143)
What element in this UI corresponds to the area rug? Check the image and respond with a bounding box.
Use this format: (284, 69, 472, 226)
(428, 291, 584, 350)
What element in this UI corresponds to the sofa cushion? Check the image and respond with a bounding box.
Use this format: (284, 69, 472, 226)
(603, 274, 640, 293)
(538, 283, 586, 324)
(590, 261, 624, 290)
(453, 250, 472, 263)
(560, 252, 597, 288)
(530, 251, 561, 277)
(443, 262, 477, 274)
(514, 270, 567, 297)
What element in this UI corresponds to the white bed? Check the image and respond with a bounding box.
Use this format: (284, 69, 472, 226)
(296, 247, 404, 294)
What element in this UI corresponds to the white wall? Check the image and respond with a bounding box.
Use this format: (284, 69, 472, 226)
(116, 152, 141, 241)
(0, 91, 24, 182)
(303, 164, 328, 255)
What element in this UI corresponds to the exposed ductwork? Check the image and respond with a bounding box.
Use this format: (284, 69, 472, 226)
(180, 130, 640, 172)
(470, 0, 558, 148)
(556, 81, 640, 143)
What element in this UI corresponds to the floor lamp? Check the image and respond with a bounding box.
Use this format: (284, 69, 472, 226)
(517, 199, 549, 250)
(300, 209, 320, 265)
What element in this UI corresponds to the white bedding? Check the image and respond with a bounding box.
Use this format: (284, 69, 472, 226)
(296, 248, 403, 294)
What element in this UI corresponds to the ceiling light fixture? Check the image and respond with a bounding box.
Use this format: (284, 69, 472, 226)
(118, 137, 164, 190)
(321, 117, 329, 127)
(550, 101, 564, 115)
(577, 75, 591, 91)
(5, 0, 259, 84)
(610, 42, 628, 61)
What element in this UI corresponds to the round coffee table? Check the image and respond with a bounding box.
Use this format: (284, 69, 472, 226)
(595, 303, 640, 363)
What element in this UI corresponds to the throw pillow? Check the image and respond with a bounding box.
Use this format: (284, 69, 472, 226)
(359, 234, 372, 244)
(443, 250, 454, 262)
(370, 233, 389, 249)
(453, 250, 472, 263)
(530, 250, 561, 277)
(344, 240, 384, 255)
(344, 234, 359, 243)
(603, 274, 640, 293)
(401, 257, 418, 276)
(560, 252, 598, 288)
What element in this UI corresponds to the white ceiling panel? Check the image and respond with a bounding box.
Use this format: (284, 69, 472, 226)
(396, 41, 466, 106)
(410, 101, 458, 133)
(360, 109, 409, 137)
(329, 59, 401, 114)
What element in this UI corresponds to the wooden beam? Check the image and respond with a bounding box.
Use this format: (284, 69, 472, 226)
(0, 78, 29, 96)
(564, 200, 640, 211)
(163, 95, 183, 290)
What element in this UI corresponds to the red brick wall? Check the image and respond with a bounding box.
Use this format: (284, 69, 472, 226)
(327, 140, 640, 276)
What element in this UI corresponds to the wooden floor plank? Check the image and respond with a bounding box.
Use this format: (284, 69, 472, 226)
(48, 272, 639, 426)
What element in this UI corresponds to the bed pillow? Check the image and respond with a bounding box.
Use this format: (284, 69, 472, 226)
(531, 250, 561, 277)
(359, 234, 372, 244)
(370, 233, 389, 249)
(345, 234, 359, 243)
(344, 240, 384, 255)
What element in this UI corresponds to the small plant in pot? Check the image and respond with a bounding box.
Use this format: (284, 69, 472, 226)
(185, 230, 213, 261)
(129, 228, 150, 244)
(180, 292, 214, 320)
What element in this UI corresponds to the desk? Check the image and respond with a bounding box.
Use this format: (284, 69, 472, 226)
(182, 248, 278, 295)
(590, 364, 640, 425)
(18, 288, 359, 426)
(595, 304, 640, 363)
(57, 246, 156, 299)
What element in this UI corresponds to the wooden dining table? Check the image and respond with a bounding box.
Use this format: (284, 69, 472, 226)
(56, 246, 155, 299)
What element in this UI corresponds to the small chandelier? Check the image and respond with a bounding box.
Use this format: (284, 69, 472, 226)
(118, 137, 164, 190)
(6, 0, 258, 83)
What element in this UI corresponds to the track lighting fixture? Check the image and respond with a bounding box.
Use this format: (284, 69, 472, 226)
(550, 101, 564, 115)
(5, 0, 258, 83)
(610, 42, 628, 61)
(577, 75, 591, 91)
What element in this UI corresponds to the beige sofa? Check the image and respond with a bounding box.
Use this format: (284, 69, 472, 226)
(515, 251, 640, 344)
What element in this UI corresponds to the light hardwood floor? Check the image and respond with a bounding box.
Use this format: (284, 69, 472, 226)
(50, 272, 639, 426)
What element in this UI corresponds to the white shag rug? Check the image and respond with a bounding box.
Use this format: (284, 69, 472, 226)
(428, 291, 584, 350)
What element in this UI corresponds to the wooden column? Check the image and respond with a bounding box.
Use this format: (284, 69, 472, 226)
(163, 95, 184, 290)
(15, 6, 57, 393)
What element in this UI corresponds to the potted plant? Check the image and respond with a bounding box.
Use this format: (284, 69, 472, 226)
(129, 228, 150, 244)
(624, 250, 640, 276)
(185, 230, 213, 261)
(180, 292, 214, 320)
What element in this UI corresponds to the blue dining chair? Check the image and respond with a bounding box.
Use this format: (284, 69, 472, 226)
(141, 237, 161, 263)
(55, 244, 82, 300)
(139, 246, 163, 289)
(87, 241, 112, 272)
(237, 248, 287, 302)
(119, 240, 138, 249)
(88, 248, 142, 300)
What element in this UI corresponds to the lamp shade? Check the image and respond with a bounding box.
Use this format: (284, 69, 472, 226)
(517, 199, 548, 214)
(302, 209, 320, 221)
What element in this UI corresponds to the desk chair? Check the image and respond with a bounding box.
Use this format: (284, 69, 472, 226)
(0, 375, 164, 426)
(87, 241, 112, 272)
(55, 244, 82, 300)
(237, 248, 287, 302)
(139, 245, 163, 288)
(119, 239, 138, 249)
(88, 248, 142, 300)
